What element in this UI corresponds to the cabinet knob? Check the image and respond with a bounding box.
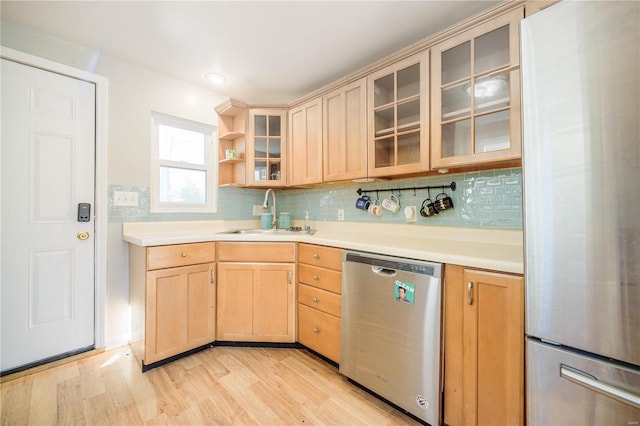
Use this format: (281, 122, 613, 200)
(313, 253, 320, 260)
(313, 275, 319, 281)
(313, 297, 319, 304)
(313, 328, 320, 334)
(181, 252, 187, 257)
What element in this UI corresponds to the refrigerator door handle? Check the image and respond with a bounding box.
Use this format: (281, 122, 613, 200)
(560, 365, 640, 410)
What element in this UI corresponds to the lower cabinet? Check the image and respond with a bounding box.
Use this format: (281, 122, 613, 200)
(297, 243, 343, 362)
(145, 263, 216, 364)
(443, 264, 524, 426)
(129, 242, 217, 368)
(216, 242, 296, 342)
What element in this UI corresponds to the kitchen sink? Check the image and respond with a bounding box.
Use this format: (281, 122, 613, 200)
(217, 228, 315, 235)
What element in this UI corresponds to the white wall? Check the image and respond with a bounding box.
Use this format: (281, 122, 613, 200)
(1, 19, 228, 347)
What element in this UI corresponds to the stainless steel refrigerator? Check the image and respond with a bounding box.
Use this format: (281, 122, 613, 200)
(521, 1, 640, 424)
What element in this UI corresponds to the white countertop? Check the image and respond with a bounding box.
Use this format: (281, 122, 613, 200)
(122, 220, 524, 274)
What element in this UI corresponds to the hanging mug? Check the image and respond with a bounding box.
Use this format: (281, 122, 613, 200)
(369, 199, 384, 216)
(355, 195, 371, 211)
(382, 193, 401, 214)
(434, 192, 454, 212)
(420, 198, 439, 217)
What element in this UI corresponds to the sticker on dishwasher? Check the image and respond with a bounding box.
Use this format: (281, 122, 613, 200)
(416, 395, 429, 410)
(395, 281, 415, 304)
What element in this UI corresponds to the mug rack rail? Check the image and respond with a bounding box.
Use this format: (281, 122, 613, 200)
(356, 181, 456, 197)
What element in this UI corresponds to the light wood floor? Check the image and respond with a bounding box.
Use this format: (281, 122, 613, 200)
(1, 345, 420, 425)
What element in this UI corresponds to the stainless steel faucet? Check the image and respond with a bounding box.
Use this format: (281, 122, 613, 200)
(263, 188, 277, 229)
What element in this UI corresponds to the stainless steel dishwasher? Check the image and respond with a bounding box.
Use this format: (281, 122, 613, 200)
(340, 250, 442, 426)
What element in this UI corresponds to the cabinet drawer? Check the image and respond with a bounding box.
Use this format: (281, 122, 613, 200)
(298, 264, 341, 294)
(298, 244, 342, 271)
(298, 283, 341, 317)
(298, 304, 340, 362)
(146, 242, 216, 270)
(218, 242, 295, 262)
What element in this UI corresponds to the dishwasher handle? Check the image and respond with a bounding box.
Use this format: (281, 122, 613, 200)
(371, 265, 397, 277)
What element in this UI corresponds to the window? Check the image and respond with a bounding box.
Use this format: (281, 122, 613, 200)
(150, 112, 217, 213)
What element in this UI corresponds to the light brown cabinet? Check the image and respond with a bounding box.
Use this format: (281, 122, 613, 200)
(215, 99, 247, 187)
(430, 8, 523, 170)
(216, 242, 296, 342)
(247, 108, 287, 187)
(524, 0, 558, 16)
(288, 97, 323, 186)
(444, 264, 524, 426)
(129, 242, 216, 369)
(297, 243, 343, 362)
(367, 50, 430, 177)
(323, 78, 367, 182)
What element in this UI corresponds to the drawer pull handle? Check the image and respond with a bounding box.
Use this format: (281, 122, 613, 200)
(467, 282, 473, 305)
(313, 253, 320, 260)
(313, 297, 319, 303)
(313, 275, 319, 281)
(181, 252, 187, 257)
(313, 328, 320, 334)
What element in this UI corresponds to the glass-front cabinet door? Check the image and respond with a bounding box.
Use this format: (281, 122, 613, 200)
(247, 108, 287, 187)
(367, 50, 430, 177)
(431, 8, 523, 170)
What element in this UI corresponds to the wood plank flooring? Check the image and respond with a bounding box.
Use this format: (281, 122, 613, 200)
(1, 345, 421, 425)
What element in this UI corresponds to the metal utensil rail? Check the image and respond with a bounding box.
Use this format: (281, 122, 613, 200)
(356, 181, 456, 197)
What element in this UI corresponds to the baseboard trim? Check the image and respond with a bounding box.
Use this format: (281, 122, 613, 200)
(1, 347, 105, 383)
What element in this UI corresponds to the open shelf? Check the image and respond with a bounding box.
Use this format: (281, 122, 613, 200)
(218, 183, 245, 188)
(219, 131, 245, 141)
(219, 157, 244, 164)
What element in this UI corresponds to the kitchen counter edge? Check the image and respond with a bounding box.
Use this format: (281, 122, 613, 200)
(122, 221, 523, 274)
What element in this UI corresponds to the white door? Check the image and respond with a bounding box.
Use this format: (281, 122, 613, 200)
(1, 58, 96, 373)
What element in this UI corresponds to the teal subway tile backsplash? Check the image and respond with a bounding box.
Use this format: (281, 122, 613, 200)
(109, 168, 522, 229)
(108, 186, 267, 222)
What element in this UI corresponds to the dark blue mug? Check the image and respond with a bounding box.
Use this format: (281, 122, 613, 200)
(355, 195, 371, 211)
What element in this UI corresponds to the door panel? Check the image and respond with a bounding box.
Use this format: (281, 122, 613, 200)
(1, 58, 96, 373)
(31, 133, 74, 221)
(30, 249, 73, 326)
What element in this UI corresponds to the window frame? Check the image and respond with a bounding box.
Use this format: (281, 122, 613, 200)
(150, 112, 217, 213)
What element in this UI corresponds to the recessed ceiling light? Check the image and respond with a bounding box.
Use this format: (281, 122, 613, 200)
(205, 72, 227, 85)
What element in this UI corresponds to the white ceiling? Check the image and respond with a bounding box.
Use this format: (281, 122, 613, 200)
(1, 1, 501, 105)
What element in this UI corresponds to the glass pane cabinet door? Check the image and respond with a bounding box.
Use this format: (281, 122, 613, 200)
(369, 51, 429, 176)
(249, 110, 285, 184)
(432, 8, 523, 168)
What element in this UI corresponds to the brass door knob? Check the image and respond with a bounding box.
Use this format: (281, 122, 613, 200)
(77, 231, 89, 240)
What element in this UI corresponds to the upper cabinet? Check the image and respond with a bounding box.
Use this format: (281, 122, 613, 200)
(524, 1, 558, 16)
(219, 3, 526, 185)
(323, 78, 367, 182)
(288, 97, 323, 186)
(367, 51, 430, 178)
(216, 99, 247, 187)
(247, 108, 288, 187)
(430, 8, 523, 170)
